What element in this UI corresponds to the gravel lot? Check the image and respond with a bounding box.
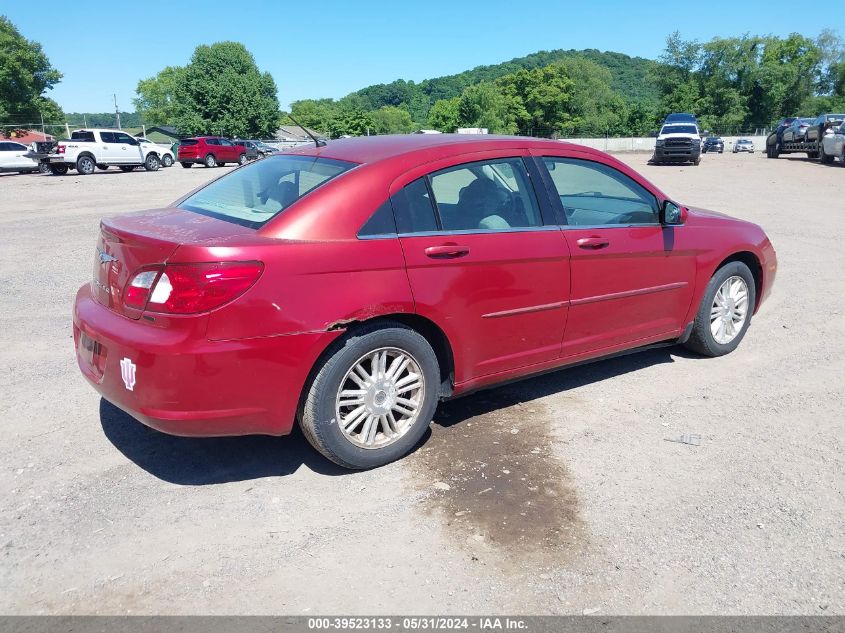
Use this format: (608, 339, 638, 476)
(1, 152, 843, 615)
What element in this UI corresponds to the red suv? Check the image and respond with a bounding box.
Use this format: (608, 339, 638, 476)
(74, 135, 776, 469)
(178, 136, 248, 168)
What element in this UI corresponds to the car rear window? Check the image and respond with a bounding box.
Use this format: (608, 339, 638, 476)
(179, 155, 356, 228)
(71, 131, 95, 142)
(180, 139, 199, 146)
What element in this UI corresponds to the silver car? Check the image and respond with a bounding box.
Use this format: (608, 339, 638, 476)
(733, 139, 754, 153)
(820, 123, 845, 165)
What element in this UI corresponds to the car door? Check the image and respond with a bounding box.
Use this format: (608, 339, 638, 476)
(0, 142, 28, 170)
(216, 138, 235, 162)
(535, 153, 696, 358)
(97, 132, 120, 164)
(112, 132, 142, 163)
(393, 153, 570, 383)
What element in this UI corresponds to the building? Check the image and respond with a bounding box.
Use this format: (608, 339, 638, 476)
(272, 125, 327, 148)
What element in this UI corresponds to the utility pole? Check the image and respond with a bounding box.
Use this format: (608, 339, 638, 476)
(114, 94, 121, 129)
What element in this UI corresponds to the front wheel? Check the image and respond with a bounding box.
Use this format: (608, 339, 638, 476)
(161, 154, 174, 167)
(238, 153, 247, 165)
(204, 154, 217, 168)
(76, 155, 96, 175)
(300, 323, 440, 469)
(820, 145, 834, 164)
(144, 154, 160, 171)
(684, 261, 756, 357)
(38, 162, 51, 174)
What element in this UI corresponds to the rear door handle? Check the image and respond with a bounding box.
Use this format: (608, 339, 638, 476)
(576, 237, 609, 249)
(425, 245, 470, 258)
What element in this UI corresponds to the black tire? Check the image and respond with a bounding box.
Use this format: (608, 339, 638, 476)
(204, 153, 217, 168)
(684, 261, 756, 358)
(38, 162, 51, 174)
(300, 322, 440, 469)
(820, 144, 834, 164)
(119, 166, 135, 172)
(76, 155, 96, 175)
(693, 157, 701, 166)
(238, 153, 247, 165)
(49, 163, 68, 176)
(144, 153, 160, 171)
(218, 162, 226, 167)
(162, 154, 174, 167)
(180, 162, 193, 168)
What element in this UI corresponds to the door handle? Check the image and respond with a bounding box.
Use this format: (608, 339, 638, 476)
(576, 237, 609, 249)
(425, 245, 470, 259)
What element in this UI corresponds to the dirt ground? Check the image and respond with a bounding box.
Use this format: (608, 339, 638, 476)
(0, 151, 843, 615)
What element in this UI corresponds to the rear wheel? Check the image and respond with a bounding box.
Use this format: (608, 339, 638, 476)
(76, 155, 96, 175)
(38, 162, 50, 174)
(238, 153, 247, 165)
(49, 164, 68, 176)
(161, 154, 174, 167)
(204, 153, 217, 168)
(684, 261, 756, 357)
(300, 323, 440, 469)
(144, 153, 160, 171)
(180, 162, 193, 168)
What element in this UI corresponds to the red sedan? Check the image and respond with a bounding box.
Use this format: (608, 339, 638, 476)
(73, 135, 777, 469)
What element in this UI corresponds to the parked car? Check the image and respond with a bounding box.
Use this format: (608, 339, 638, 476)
(0, 140, 42, 174)
(702, 137, 724, 153)
(804, 113, 845, 144)
(73, 135, 777, 469)
(232, 139, 259, 161)
(820, 122, 845, 165)
(135, 138, 175, 167)
(46, 129, 166, 175)
(733, 139, 754, 153)
(765, 117, 799, 157)
(653, 122, 702, 165)
(252, 140, 277, 157)
(177, 136, 248, 168)
(781, 118, 814, 143)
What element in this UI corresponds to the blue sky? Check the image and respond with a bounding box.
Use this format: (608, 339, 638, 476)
(4, 0, 840, 113)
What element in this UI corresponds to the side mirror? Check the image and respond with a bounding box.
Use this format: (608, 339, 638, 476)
(661, 200, 687, 225)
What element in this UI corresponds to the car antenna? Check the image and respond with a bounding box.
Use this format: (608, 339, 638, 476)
(286, 114, 326, 148)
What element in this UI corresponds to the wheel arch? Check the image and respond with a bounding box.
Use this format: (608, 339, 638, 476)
(326, 314, 455, 398)
(713, 250, 762, 310)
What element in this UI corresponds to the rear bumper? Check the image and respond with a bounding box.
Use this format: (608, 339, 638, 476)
(73, 284, 340, 437)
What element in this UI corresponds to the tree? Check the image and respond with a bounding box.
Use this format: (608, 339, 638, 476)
(289, 99, 336, 134)
(326, 108, 374, 138)
(370, 106, 414, 134)
(0, 16, 63, 136)
(427, 97, 461, 132)
(457, 83, 517, 134)
(139, 42, 279, 137)
(134, 66, 185, 125)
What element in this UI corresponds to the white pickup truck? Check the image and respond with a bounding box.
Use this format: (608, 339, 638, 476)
(46, 128, 173, 175)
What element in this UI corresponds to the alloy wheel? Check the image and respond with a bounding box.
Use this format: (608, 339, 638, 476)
(335, 347, 425, 449)
(710, 275, 749, 344)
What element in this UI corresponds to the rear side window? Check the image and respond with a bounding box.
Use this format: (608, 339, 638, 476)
(71, 131, 95, 142)
(393, 179, 438, 234)
(542, 157, 659, 226)
(180, 155, 356, 228)
(358, 201, 397, 237)
(100, 132, 115, 143)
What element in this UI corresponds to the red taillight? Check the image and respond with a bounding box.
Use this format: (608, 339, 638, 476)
(57, 145, 65, 154)
(124, 262, 263, 314)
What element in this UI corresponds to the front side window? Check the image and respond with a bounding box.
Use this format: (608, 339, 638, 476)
(428, 158, 541, 231)
(100, 132, 116, 143)
(180, 154, 356, 228)
(542, 157, 659, 226)
(113, 132, 136, 145)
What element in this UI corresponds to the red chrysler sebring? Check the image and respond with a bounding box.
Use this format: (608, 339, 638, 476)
(73, 135, 777, 469)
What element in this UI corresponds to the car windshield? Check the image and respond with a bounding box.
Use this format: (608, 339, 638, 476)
(180, 154, 356, 228)
(661, 125, 697, 134)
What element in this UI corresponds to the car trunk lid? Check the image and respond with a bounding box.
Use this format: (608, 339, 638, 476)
(93, 208, 255, 318)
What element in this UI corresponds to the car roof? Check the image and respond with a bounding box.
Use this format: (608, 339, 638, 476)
(280, 134, 601, 165)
